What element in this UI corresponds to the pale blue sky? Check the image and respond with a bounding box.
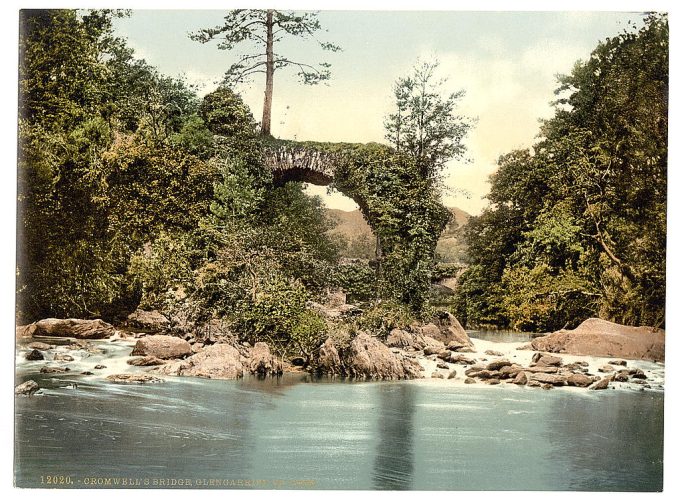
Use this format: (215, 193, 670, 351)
(113, 10, 644, 214)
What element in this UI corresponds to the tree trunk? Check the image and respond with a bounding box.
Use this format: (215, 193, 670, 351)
(261, 9, 274, 136)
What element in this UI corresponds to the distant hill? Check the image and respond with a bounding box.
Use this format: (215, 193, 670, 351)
(326, 206, 471, 263)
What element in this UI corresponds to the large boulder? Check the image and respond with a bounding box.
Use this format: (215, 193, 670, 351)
(125, 309, 170, 333)
(385, 328, 415, 349)
(21, 318, 115, 339)
(25, 349, 44, 361)
(246, 342, 283, 376)
(316, 333, 423, 379)
(316, 337, 343, 374)
(131, 335, 192, 360)
(531, 318, 665, 362)
(432, 311, 475, 350)
(15, 380, 40, 395)
(384, 328, 443, 352)
(161, 343, 244, 380)
(343, 332, 422, 379)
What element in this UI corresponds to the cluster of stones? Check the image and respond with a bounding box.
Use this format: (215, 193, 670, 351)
(453, 352, 648, 390)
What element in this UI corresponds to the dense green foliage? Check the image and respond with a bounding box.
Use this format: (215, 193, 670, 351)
(453, 14, 668, 331)
(17, 9, 213, 321)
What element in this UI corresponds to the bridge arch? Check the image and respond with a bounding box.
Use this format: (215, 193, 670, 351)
(263, 139, 450, 311)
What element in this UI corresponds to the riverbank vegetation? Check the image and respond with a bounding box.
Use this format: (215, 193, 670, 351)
(451, 13, 668, 332)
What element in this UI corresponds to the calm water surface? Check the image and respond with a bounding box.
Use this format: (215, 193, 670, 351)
(14, 338, 663, 491)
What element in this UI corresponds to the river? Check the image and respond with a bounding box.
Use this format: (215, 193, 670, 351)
(14, 334, 664, 491)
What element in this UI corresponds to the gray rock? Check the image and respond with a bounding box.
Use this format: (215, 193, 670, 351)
(167, 343, 244, 380)
(486, 358, 512, 371)
(106, 374, 164, 384)
(487, 378, 501, 385)
(40, 366, 69, 373)
(436, 362, 449, 369)
(431, 371, 445, 379)
(28, 342, 52, 351)
(531, 352, 563, 367)
(23, 318, 115, 339)
(566, 373, 598, 387)
(437, 350, 452, 360)
(54, 353, 74, 362)
(25, 349, 44, 361)
(246, 342, 283, 376)
(513, 371, 528, 385)
(464, 377, 476, 384)
(598, 364, 615, 373)
(449, 354, 477, 365)
(94, 364, 107, 369)
(127, 356, 166, 366)
(448, 370, 457, 379)
(131, 335, 192, 360)
(590, 376, 611, 390)
(608, 359, 628, 367)
(15, 380, 40, 395)
(531, 373, 567, 386)
(613, 373, 629, 382)
(484, 349, 504, 356)
(498, 364, 522, 379)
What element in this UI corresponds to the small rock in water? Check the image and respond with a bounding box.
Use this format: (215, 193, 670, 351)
(487, 378, 501, 385)
(590, 376, 611, 390)
(15, 380, 40, 395)
(631, 370, 647, 380)
(431, 371, 445, 379)
(54, 353, 74, 362)
(608, 359, 628, 367)
(613, 373, 629, 382)
(541, 383, 554, 390)
(448, 370, 457, 379)
(566, 373, 598, 387)
(436, 362, 449, 369)
(484, 349, 504, 356)
(25, 349, 44, 361)
(94, 364, 107, 369)
(127, 356, 166, 366)
(28, 342, 52, 351)
(81, 371, 94, 375)
(464, 377, 476, 384)
(513, 371, 528, 385)
(106, 373, 164, 384)
(598, 364, 615, 373)
(40, 366, 69, 373)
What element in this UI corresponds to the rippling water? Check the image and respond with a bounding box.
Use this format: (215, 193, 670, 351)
(14, 339, 663, 491)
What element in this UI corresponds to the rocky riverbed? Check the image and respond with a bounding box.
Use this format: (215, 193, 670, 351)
(15, 309, 664, 396)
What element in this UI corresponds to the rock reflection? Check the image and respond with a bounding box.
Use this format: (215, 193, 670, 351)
(371, 383, 416, 490)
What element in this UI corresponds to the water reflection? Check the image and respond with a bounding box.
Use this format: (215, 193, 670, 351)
(542, 391, 664, 491)
(372, 384, 416, 490)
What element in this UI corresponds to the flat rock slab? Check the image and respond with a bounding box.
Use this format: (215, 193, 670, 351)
(131, 335, 192, 360)
(22, 318, 116, 339)
(531, 318, 664, 362)
(106, 374, 164, 384)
